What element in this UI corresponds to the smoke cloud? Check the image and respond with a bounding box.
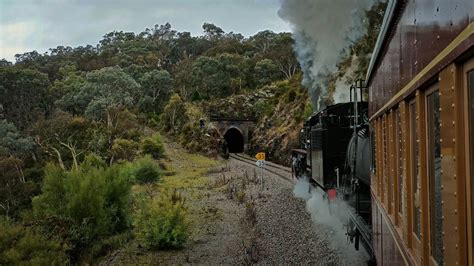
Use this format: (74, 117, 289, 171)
(333, 54, 359, 103)
(278, 0, 376, 110)
(293, 178, 370, 263)
(292, 176, 312, 200)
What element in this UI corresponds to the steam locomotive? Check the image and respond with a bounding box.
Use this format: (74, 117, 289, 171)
(291, 84, 373, 257)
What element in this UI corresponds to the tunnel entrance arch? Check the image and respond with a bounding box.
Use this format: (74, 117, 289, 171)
(224, 127, 244, 153)
(210, 116, 255, 153)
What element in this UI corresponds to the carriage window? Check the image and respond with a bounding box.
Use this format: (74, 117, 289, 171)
(427, 90, 443, 264)
(410, 102, 421, 239)
(468, 69, 474, 260)
(397, 109, 404, 215)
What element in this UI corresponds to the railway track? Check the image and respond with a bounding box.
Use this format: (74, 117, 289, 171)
(229, 153, 294, 184)
(237, 153, 293, 173)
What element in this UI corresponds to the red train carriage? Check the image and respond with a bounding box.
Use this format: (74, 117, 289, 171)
(366, 0, 474, 265)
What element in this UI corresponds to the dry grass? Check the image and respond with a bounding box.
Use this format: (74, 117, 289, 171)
(108, 139, 224, 264)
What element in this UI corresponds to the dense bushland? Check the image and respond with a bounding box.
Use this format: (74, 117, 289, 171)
(0, 21, 299, 263)
(0, 4, 388, 259)
(31, 162, 131, 258)
(0, 218, 68, 265)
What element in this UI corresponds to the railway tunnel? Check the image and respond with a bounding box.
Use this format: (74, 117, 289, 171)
(210, 116, 255, 153)
(224, 127, 244, 153)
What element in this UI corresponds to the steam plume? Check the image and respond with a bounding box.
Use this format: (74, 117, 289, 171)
(278, 0, 376, 110)
(293, 178, 370, 262)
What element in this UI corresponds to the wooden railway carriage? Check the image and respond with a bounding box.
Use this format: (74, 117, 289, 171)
(367, 0, 474, 265)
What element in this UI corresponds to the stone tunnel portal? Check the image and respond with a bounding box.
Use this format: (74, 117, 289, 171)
(224, 127, 244, 153)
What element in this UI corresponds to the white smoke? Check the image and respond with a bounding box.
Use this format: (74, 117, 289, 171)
(306, 187, 368, 262)
(333, 54, 358, 103)
(293, 178, 370, 263)
(278, 0, 376, 110)
(293, 176, 312, 200)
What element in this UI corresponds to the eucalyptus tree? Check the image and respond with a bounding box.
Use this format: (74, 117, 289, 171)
(138, 69, 173, 113)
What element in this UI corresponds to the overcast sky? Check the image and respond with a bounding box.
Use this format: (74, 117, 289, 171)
(0, 0, 290, 62)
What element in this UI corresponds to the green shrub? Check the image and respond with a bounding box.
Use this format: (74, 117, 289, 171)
(111, 138, 139, 162)
(254, 99, 274, 117)
(31, 163, 132, 258)
(134, 160, 161, 184)
(140, 134, 165, 159)
(121, 156, 161, 184)
(0, 218, 68, 265)
(134, 190, 189, 249)
(81, 153, 107, 169)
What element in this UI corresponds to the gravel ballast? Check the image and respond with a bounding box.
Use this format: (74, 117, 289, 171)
(106, 153, 370, 264)
(227, 157, 370, 265)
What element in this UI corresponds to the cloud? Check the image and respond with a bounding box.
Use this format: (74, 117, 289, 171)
(0, 21, 38, 60)
(0, 0, 290, 62)
(1, 22, 34, 39)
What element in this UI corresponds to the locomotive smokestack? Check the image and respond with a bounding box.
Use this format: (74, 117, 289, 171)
(278, 0, 377, 110)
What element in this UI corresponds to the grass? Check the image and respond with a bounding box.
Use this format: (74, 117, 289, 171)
(104, 138, 224, 264)
(131, 141, 219, 195)
(159, 144, 219, 194)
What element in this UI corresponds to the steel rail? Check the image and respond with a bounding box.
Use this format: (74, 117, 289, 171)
(229, 153, 294, 184)
(232, 153, 292, 174)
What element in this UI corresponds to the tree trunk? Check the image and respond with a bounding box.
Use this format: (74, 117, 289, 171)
(71, 148, 79, 171)
(107, 111, 112, 128)
(14, 162, 25, 183)
(51, 147, 65, 170)
(171, 108, 177, 132)
(59, 141, 81, 171)
(180, 85, 188, 100)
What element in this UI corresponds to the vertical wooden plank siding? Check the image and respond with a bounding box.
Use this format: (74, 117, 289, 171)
(463, 59, 474, 266)
(377, 118, 382, 198)
(383, 115, 389, 207)
(380, 117, 385, 201)
(380, 117, 384, 205)
(379, 118, 384, 199)
(370, 62, 472, 265)
(416, 90, 429, 265)
(454, 63, 468, 266)
(372, 121, 377, 195)
(394, 109, 400, 224)
(388, 111, 394, 215)
(376, 119, 380, 197)
(405, 101, 415, 250)
(400, 101, 410, 246)
(375, 119, 382, 199)
(439, 64, 464, 265)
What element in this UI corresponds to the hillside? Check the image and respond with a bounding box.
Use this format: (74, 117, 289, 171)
(0, 22, 304, 264)
(0, 1, 387, 262)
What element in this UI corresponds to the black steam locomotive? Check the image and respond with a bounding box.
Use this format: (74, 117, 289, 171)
(291, 85, 373, 256)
